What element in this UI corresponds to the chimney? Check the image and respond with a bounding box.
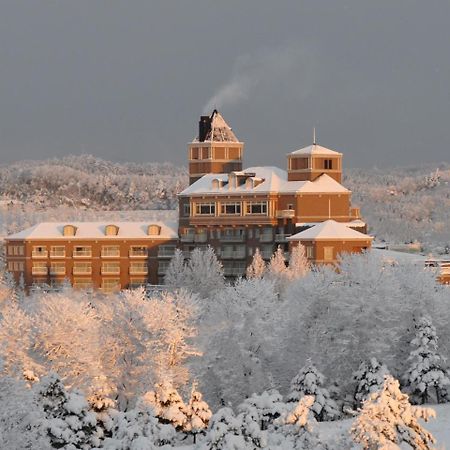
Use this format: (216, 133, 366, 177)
(198, 115, 212, 142)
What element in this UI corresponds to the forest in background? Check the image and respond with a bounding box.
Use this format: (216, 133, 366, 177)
(1, 155, 450, 252)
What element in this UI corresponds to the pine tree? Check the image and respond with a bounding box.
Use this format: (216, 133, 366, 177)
(143, 380, 188, 431)
(246, 248, 266, 279)
(287, 243, 309, 280)
(406, 315, 450, 404)
(287, 363, 340, 421)
(351, 375, 436, 450)
(268, 246, 288, 278)
(184, 383, 212, 443)
(164, 248, 188, 288)
(35, 373, 98, 449)
(353, 357, 390, 408)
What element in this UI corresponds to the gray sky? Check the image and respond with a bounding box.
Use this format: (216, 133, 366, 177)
(1, 0, 450, 169)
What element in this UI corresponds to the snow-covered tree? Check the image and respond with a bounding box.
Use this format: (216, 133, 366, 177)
(353, 357, 390, 408)
(267, 246, 288, 278)
(143, 380, 188, 431)
(406, 316, 450, 404)
(35, 373, 98, 449)
(351, 375, 436, 450)
(0, 376, 51, 450)
(287, 363, 340, 421)
(185, 246, 225, 298)
(164, 248, 188, 289)
(184, 383, 212, 443)
(238, 389, 286, 430)
(246, 248, 266, 279)
(287, 243, 309, 280)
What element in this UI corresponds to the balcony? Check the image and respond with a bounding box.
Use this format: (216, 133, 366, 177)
(220, 251, 246, 259)
(181, 234, 195, 243)
(129, 266, 148, 275)
(73, 249, 92, 258)
(32, 267, 48, 275)
(219, 234, 245, 243)
(49, 267, 66, 276)
(158, 265, 169, 275)
(101, 249, 120, 258)
(194, 234, 208, 243)
(129, 248, 148, 258)
(101, 268, 120, 275)
(223, 267, 246, 276)
(259, 234, 273, 243)
(158, 248, 176, 258)
(32, 251, 48, 258)
(50, 250, 65, 258)
(73, 267, 92, 275)
(275, 234, 291, 243)
(276, 209, 295, 219)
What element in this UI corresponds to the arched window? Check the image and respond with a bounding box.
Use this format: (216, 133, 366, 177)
(147, 224, 161, 236)
(105, 224, 119, 236)
(63, 224, 77, 236)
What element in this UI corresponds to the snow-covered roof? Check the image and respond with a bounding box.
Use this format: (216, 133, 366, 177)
(288, 220, 372, 241)
(6, 220, 179, 240)
(289, 143, 342, 156)
(296, 219, 366, 228)
(179, 168, 349, 196)
(194, 110, 240, 143)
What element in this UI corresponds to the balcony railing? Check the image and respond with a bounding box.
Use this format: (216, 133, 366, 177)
(101, 268, 120, 275)
(73, 250, 92, 258)
(129, 266, 148, 275)
(276, 209, 295, 219)
(158, 266, 169, 275)
(50, 250, 65, 258)
(101, 249, 120, 257)
(73, 267, 92, 275)
(32, 267, 48, 275)
(158, 248, 176, 258)
(32, 251, 48, 258)
(219, 234, 245, 242)
(275, 234, 291, 243)
(220, 251, 246, 259)
(223, 267, 246, 276)
(49, 267, 66, 275)
(181, 234, 195, 243)
(129, 249, 148, 258)
(259, 234, 273, 243)
(194, 234, 208, 243)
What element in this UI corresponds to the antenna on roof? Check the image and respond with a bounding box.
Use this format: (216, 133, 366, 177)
(313, 127, 317, 145)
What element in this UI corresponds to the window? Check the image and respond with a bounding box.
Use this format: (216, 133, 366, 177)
(73, 262, 92, 275)
(219, 228, 245, 241)
(261, 245, 274, 260)
(73, 278, 93, 290)
(220, 202, 241, 215)
(32, 246, 47, 258)
(50, 246, 65, 258)
(101, 278, 120, 292)
(129, 262, 148, 275)
(32, 262, 47, 275)
(190, 147, 199, 160)
(259, 227, 273, 242)
(147, 224, 161, 236)
(323, 246, 334, 261)
(50, 262, 65, 275)
(158, 260, 170, 275)
(101, 262, 120, 275)
(101, 246, 120, 257)
(306, 246, 315, 259)
(105, 224, 119, 236)
(7, 261, 24, 272)
(129, 278, 147, 289)
(287, 203, 294, 210)
(63, 225, 77, 236)
(8, 245, 24, 256)
(130, 246, 148, 257)
(158, 245, 176, 257)
(73, 246, 92, 257)
(183, 203, 191, 216)
(246, 201, 268, 215)
(195, 202, 215, 215)
(324, 159, 333, 170)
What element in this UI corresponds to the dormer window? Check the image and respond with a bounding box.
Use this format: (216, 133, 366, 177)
(63, 225, 77, 236)
(212, 178, 222, 190)
(147, 224, 161, 236)
(105, 224, 119, 236)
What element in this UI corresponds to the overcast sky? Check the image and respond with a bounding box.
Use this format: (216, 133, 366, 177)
(1, 1, 450, 169)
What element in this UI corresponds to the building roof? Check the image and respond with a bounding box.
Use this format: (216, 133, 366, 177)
(194, 110, 240, 143)
(6, 220, 179, 240)
(288, 220, 373, 241)
(179, 168, 349, 196)
(296, 219, 367, 228)
(289, 143, 342, 156)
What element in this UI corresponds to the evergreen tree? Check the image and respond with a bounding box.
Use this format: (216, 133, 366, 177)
(35, 373, 98, 449)
(144, 380, 188, 431)
(184, 383, 212, 443)
(165, 248, 188, 289)
(353, 357, 390, 408)
(406, 315, 450, 404)
(287, 244, 309, 280)
(351, 375, 436, 450)
(246, 248, 266, 279)
(287, 363, 340, 421)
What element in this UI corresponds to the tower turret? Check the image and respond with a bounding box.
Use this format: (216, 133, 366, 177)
(188, 110, 244, 185)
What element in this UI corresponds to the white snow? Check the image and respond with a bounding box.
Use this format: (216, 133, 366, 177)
(289, 143, 342, 156)
(288, 220, 373, 241)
